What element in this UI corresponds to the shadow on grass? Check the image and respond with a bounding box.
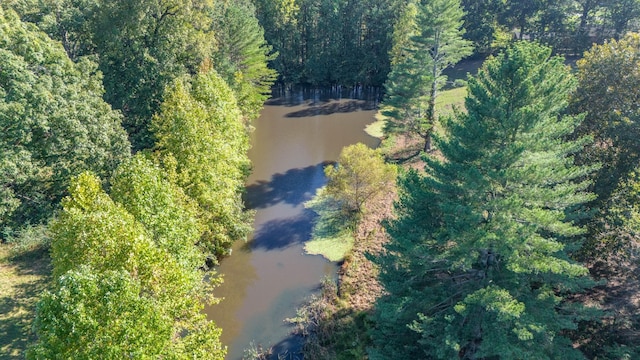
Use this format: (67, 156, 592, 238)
(0, 246, 51, 359)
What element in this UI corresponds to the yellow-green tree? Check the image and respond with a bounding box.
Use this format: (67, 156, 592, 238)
(33, 171, 225, 359)
(324, 143, 397, 217)
(151, 70, 252, 259)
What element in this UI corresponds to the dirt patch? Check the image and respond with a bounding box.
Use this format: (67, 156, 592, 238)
(573, 250, 640, 357)
(337, 179, 396, 312)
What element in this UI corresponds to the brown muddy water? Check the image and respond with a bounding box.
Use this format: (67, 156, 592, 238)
(205, 88, 380, 359)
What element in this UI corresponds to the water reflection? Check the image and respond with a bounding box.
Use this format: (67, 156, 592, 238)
(206, 91, 380, 360)
(284, 100, 377, 118)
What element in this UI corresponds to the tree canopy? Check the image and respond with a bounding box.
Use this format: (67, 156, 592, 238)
(211, 0, 278, 121)
(151, 70, 253, 259)
(382, 0, 472, 152)
(372, 42, 597, 359)
(0, 7, 130, 237)
(34, 170, 225, 359)
(28, 267, 175, 359)
(324, 143, 397, 217)
(571, 33, 640, 257)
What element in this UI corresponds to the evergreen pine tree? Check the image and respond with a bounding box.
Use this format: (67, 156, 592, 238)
(371, 42, 597, 359)
(382, 0, 472, 152)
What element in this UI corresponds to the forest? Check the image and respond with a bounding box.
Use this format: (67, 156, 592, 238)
(1, 0, 640, 359)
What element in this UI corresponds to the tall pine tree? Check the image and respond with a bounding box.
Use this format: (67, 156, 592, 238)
(382, 0, 471, 152)
(371, 42, 597, 359)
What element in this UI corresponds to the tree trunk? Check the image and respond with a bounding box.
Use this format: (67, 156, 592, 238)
(424, 130, 432, 153)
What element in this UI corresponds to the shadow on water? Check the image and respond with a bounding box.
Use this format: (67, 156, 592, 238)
(284, 100, 377, 118)
(268, 335, 305, 360)
(244, 162, 332, 210)
(245, 209, 317, 251)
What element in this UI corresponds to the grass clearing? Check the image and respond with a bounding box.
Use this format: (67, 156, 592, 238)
(435, 86, 467, 116)
(0, 237, 52, 359)
(364, 111, 386, 139)
(304, 232, 354, 262)
(303, 188, 357, 262)
(370, 85, 469, 141)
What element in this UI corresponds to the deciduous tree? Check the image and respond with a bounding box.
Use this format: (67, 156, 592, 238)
(28, 267, 174, 359)
(41, 171, 225, 358)
(110, 154, 204, 270)
(571, 33, 640, 257)
(324, 143, 396, 217)
(151, 71, 252, 259)
(90, 0, 215, 150)
(0, 8, 129, 237)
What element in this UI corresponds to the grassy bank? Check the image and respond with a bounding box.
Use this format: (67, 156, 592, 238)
(0, 241, 51, 359)
(365, 85, 467, 140)
(292, 182, 396, 359)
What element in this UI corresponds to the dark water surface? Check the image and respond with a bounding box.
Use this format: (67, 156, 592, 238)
(204, 89, 380, 359)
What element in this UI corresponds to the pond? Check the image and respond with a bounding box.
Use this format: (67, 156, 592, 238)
(205, 87, 380, 359)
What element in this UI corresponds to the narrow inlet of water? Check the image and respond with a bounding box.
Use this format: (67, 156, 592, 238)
(204, 89, 380, 359)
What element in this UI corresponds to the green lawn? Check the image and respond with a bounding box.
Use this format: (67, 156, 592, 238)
(367, 86, 468, 139)
(435, 86, 467, 116)
(0, 244, 51, 359)
(304, 231, 355, 262)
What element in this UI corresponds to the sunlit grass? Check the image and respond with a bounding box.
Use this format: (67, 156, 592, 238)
(435, 86, 467, 116)
(304, 232, 354, 262)
(368, 86, 468, 140)
(0, 242, 51, 359)
(304, 188, 356, 262)
(364, 111, 387, 139)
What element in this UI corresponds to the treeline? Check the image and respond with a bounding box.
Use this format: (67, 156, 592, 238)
(254, 0, 640, 87)
(0, 0, 276, 356)
(462, 0, 640, 54)
(1, 0, 275, 258)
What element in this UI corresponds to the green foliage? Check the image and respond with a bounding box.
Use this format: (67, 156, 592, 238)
(28, 267, 174, 359)
(3, 224, 50, 259)
(255, 0, 398, 86)
(304, 187, 356, 262)
(461, 0, 506, 53)
(0, 8, 130, 236)
(152, 71, 253, 259)
(324, 143, 397, 216)
(50, 173, 191, 296)
(381, 1, 427, 136)
(90, 0, 216, 150)
(211, 0, 277, 121)
(382, 0, 472, 151)
(571, 33, 640, 257)
(305, 144, 395, 261)
(1, 0, 99, 60)
(110, 154, 205, 270)
(371, 42, 597, 359)
(40, 171, 225, 358)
